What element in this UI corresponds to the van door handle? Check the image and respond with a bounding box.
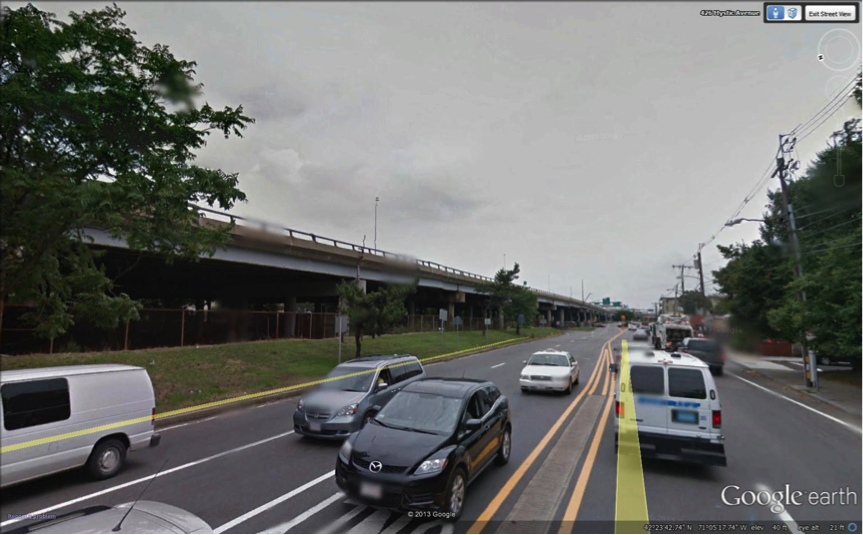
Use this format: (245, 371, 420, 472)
(635, 418, 644, 422)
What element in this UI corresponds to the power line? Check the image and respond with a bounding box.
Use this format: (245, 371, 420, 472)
(797, 89, 857, 142)
(792, 72, 860, 136)
(800, 242, 862, 256)
(798, 216, 860, 238)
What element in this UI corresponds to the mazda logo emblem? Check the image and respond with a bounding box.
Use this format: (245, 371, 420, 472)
(369, 461, 383, 473)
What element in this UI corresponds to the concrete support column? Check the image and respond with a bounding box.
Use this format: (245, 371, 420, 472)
(546, 309, 552, 324)
(448, 302, 455, 325)
(498, 308, 504, 330)
(558, 308, 565, 326)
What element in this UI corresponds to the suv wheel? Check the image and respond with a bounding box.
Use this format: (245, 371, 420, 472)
(86, 439, 127, 480)
(444, 468, 467, 520)
(495, 426, 511, 466)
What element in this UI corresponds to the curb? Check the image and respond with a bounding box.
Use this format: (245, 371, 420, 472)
(155, 331, 566, 430)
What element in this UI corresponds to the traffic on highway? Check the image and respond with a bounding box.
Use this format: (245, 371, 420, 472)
(1, 0, 861, 534)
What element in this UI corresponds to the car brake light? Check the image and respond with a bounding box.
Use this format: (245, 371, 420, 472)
(615, 401, 623, 417)
(712, 410, 721, 428)
(152, 408, 157, 424)
(720, 351, 727, 361)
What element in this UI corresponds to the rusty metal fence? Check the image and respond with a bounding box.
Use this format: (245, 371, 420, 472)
(0, 306, 503, 355)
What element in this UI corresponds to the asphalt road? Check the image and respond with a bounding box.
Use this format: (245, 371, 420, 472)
(2, 327, 860, 534)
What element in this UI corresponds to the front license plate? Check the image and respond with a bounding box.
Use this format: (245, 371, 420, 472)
(360, 481, 383, 500)
(308, 422, 321, 432)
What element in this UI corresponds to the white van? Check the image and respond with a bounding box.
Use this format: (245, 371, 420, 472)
(613, 350, 726, 466)
(1, 364, 161, 487)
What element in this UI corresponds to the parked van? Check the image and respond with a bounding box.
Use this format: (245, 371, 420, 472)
(1, 365, 161, 487)
(614, 350, 726, 466)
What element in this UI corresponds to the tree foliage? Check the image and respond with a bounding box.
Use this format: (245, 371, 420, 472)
(337, 280, 418, 358)
(678, 290, 712, 315)
(0, 4, 254, 340)
(713, 80, 861, 359)
(474, 263, 537, 334)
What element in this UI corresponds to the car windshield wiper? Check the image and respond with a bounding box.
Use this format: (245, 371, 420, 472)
(403, 427, 439, 435)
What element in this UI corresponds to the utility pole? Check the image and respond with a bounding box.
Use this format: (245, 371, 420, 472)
(374, 197, 379, 250)
(773, 134, 816, 389)
(696, 250, 706, 298)
(581, 279, 584, 302)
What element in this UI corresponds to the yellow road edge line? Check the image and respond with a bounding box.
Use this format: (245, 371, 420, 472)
(2, 335, 540, 454)
(467, 330, 625, 535)
(558, 350, 614, 533)
(614, 339, 650, 533)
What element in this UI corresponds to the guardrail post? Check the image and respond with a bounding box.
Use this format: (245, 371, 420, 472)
(180, 309, 185, 347)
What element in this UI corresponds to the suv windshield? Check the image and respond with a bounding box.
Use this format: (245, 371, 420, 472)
(528, 354, 570, 367)
(320, 366, 374, 392)
(374, 391, 462, 434)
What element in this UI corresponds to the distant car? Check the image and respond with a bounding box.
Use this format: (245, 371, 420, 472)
(680, 338, 725, 376)
(628, 323, 638, 331)
(520, 349, 580, 394)
(595, 323, 606, 328)
(814, 353, 861, 369)
(294, 355, 426, 439)
(336, 378, 511, 520)
(6, 501, 212, 533)
(633, 329, 649, 341)
(618, 322, 627, 328)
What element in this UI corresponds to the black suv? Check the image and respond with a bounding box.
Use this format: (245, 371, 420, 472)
(681, 337, 726, 375)
(335, 378, 511, 520)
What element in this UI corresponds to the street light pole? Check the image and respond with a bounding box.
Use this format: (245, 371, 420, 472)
(374, 197, 379, 250)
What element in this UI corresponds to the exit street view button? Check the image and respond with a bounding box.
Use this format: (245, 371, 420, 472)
(804, 4, 859, 22)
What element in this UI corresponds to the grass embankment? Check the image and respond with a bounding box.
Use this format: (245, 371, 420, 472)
(0, 327, 559, 413)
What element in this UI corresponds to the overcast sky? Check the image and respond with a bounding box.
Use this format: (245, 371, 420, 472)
(18, 1, 862, 309)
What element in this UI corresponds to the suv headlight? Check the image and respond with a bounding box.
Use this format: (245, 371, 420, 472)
(415, 455, 448, 475)
(520, 374, 529, 380)
(339, 439, 353, 462)
(335, 403, 358, 417)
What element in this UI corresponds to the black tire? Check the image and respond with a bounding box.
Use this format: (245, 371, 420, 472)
(521, 388, 529, 394)
(574, 372, 580, 385)
(564, 381, 572, 395)
(712, 366, 724, 377)
(443, 467, 467, 520)
(494, 426, 511, 466)
(86, 438, 127, 480)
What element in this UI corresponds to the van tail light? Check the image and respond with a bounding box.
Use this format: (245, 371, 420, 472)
(712, 410, 722, 428)
(616, 401, 623, 418)
(152, 408, 157, 425)
(720, 351, 728, 362)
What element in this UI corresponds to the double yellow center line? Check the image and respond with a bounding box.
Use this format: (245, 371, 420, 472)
(468, 330, 625, 534)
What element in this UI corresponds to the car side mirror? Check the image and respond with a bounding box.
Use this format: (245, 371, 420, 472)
(465, 418, 482, 431)
(376, 382, 388, 392)
(372, 405, 382, 413)
(523, 360, 527, 365)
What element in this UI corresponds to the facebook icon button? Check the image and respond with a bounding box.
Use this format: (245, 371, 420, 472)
(766, 5, 785, 19)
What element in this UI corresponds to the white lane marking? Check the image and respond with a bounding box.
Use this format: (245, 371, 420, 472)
(214, 471, 334, 533)
(318, 503, 367, 533)
(347, 509, 392, 533)
(756, 483, 798, 532)
(491, 363, 506, 369)
(160, 416, 217, 432)
(380, 514, 412, 533)
(259, 492, 343, 533)
(0, 431, 295, 529)
(732, 374, 862, 434)
(555, 344, 561, 348)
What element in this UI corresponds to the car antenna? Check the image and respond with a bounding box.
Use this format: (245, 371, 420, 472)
(461, 367, 466, 379)
(113, 458, 170, 532)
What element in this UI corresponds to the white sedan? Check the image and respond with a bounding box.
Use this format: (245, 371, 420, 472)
(520, 350, 580, 395)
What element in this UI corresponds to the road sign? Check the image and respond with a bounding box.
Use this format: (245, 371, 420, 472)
(454, 316, 463, 326)
(484, 318, 491, 326)
(336, 315, 349, 334)
(602, 297, 611, 305)
(517, 314, 525, 325)
(613, 301, 621, 307)
(539, 317, 547, 326)
(439, 309, 448, 321)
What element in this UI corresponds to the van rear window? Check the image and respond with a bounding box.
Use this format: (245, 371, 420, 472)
(2, 378, 71, 431)
(630, 366, 664, 395)
(668, 369, 707, 399)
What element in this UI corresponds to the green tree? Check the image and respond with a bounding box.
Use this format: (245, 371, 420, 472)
(0, 4, 253, 342)
(678, 290, 712, 315)
(474, 263, 537, 335)
(337, 280, 417, 358)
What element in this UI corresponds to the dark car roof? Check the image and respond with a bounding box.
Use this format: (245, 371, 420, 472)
(402, 377, 489, 398)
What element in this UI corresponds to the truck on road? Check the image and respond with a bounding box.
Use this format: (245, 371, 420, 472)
(652, 314, 693, 351)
